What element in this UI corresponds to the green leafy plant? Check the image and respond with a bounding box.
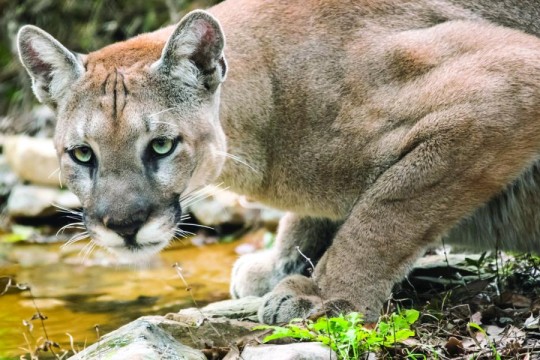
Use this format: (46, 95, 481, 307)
(464, 251, 488, 278)
(254, 309, 420, 359)
(468, 322, 501, 360)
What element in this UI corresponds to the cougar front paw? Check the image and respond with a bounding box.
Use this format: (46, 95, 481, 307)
(259, 291, 321, 324)
(230, 250, 278, 298)
(257, 275, 355, 324)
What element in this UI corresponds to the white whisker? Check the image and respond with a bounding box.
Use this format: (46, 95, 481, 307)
(148, 107, 176, 117)
(48, 168, 60, 179)
(80, 241, 96, 263)
(214, 150, 259, 173)
(58, 168, 63, 189)
(171, 236, 187, 245)
(62, 231, 90, 249)
(176, 222, 214, 231)
(180, 183, 221, 202)
(52, 203, 82, 217)
(181, 183, 229, 209)
(180, 184, 213, 204)
(175, 228, 196, 236)
(150, 120, 180, 129)
(62, 215, 84, 222)
(56, 222, 86, 237)
(169, 226, 190, 245)
(181, 191, 212, 209)
(180, 214, 191, 221)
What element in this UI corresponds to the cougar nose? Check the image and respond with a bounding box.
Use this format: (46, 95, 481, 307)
(104, 219, 144, 237)
(102, 207, 150, 238)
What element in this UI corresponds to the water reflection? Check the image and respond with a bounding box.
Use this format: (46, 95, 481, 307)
(0, 239, 242, 358)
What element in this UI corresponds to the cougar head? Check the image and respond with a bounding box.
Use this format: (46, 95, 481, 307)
(17, 11, 228, 260)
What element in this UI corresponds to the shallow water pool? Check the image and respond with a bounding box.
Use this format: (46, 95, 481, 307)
(0, 239, 243, 359)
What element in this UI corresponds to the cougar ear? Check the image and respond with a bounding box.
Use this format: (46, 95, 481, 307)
(155, 10, 227, 92)
(17, 25, 84, 105)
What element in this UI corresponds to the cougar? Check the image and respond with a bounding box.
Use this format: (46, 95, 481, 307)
(17, 0, 540, 323)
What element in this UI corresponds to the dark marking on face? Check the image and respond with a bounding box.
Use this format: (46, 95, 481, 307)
(89, 165, 95, 180)
(172, 193, 182, 224)
(112, 69, 118, 120)
(143, 116, 151, 133)
(120, 73, 128, 113)
(121, 73, 129, 96)
(143, 151, 160, 176)
(101, 73, 110, 95)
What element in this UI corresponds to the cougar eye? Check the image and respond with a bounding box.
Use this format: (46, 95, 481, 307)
(150, 137, 176, 157)
(69, 146, 94, 166)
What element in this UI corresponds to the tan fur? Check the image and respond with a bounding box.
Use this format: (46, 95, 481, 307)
(17, 0, 540, 323)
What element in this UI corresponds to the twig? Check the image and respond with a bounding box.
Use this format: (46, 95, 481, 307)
(172, 263, 244, 359)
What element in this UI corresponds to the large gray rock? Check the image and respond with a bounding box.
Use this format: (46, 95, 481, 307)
(69, 299, 265, 360)
(3, 135, 60, 186)
(68, 298, 340, 360)
(7, 184, 80, 217)
(176, 296, 262, 321)
(69, 316, 206, 360)
(239, 343, 337, 360)
(163, 297, 264, 348)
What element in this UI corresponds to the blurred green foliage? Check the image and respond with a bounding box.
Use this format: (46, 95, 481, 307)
(0, 0, 221, 116)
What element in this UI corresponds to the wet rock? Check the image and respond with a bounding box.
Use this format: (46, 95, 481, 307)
(239, 343, 337, 360)
(163, 297, 263, 349)
(175, 296, 262, 321)
(7, 184, 80, 218)
(69, 308, 262, 360)
(69, 299, 264, 359)
(69, 316, 206, 360)
(69, 297, 338, 360)
(4, 135, 60, 186)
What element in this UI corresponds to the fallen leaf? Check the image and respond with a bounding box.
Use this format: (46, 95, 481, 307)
(445, 336, 464, 356)
(500, 292, 531, 308)
(531, 298, 540, 315)
(525, 314, 540, 330)
(485, 325, 504, 337)
(470, 311, 482, 325)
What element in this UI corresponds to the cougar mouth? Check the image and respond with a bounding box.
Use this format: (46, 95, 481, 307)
(112, 238, 164, 251)
(87, 214, 179, 260)
(76, 196, 184, 261)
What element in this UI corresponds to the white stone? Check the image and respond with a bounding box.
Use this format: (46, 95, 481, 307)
(240, 343, 337, 360)
(188, 186, 284, 227)
(68, 317, 206, 360)
(188, 187, 251, 225)
(7, 184, 80, 217)
(0, 155, 18, 194)
(3, 135, 60, 186)
(66, 301, 335, 360)
(177, 296, 262, 321)
(259, 207, 284, 230)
